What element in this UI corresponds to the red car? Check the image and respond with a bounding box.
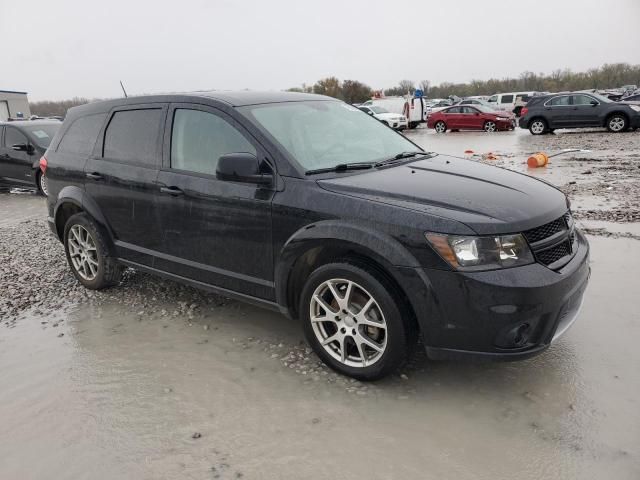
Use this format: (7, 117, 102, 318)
(427, 105, 516, 133)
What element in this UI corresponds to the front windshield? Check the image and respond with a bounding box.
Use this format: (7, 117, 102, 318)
(23, 124, 60, 148)
(589, 93, 612, 103)
(370, 106, 388, 114)
(244, 101, 421, 171)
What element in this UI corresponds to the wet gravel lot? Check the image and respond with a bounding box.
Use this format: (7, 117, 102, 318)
(1, 128, 639, 479)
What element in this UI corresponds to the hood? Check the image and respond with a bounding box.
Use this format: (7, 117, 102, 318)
(375, 112, 404, 120)
(317, 155, 568, 234)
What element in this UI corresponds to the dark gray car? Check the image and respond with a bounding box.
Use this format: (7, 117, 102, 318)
(0, 120, 60, 195)
(519, 92, 640, 135)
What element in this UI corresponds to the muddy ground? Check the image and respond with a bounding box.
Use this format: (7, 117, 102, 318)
(1, 128, 639, 479)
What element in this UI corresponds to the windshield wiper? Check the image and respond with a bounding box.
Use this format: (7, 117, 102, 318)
(374, 151, 432, 167)
(305, 162, 375, 175)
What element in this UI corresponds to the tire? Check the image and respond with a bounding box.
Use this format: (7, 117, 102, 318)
(36, 171, 48, 197)
(483, 121, 497, 132)
(529, 118, 547, 135)
(434, 121, 447, 133)
(408, 122, 418, 129)
(299, 262, 412, 381)
(63, 212, 123, 290)
(606, 114, 628, 133)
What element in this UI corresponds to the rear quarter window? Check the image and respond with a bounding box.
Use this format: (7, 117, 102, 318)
(103, 109, 163, 165)
(57, 114, 107, 155)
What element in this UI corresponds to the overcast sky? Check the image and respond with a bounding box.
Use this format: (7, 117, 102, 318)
(2, 0, 639, 101)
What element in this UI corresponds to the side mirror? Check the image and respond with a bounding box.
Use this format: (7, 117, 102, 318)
(590, 100, 598, 106)
(12, 143, 31, 152)
(216, 153, 272, 185)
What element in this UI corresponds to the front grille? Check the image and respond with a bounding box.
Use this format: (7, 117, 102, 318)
(523, 211, 576, 268)
(523, 217, 566, 243)
(536, 240, 572, 265)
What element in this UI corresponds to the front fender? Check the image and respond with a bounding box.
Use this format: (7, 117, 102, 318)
(274, 220, 423, 311)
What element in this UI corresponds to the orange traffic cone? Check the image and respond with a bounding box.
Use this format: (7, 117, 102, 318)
(527, 152, 549, 168)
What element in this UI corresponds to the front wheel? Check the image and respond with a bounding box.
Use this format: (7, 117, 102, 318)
(300, 262, 411, 380)
(434, 121, 447, 133)
(484, 121, 497, 132)
(606, 114, 628, 133)
(64, 213, 123, 289)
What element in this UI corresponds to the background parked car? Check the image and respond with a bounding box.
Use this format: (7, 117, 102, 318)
(357, 105, 408, 130)
(519, 92, 640, 135)
(487, 91, 542, 116)
(0, 120, 60, 195)
(360, 96, 428, 129)
(427, 105, 515, 133)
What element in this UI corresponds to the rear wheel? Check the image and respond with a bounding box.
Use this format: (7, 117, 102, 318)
(606, 114, 628, 132)
(483, 121, 497, 132)
(300, 262, 411, 380)
(529, 118, 547, 135)
(36, 172, 48, 197)
(63, 213, 123, 289)
(434, 121, 447, 133)
(408, 122, 419, 129)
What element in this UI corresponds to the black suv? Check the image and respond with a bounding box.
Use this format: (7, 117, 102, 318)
(45, 92, 590, 380)
(0, 120, 60, 195)
(519, 92, 640, 135)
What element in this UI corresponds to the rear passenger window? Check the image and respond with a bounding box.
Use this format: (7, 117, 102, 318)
(500, 95, 514, 103)
(103, 109, 163, 165)
(170, 109, 256, 176)
(57, 113, 107, 155)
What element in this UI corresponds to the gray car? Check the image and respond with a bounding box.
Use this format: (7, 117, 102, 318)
(0, 120, 61, 195)
(519, 92, 640, 135)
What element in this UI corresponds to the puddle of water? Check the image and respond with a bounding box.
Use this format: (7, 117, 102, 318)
(1, 236, 639, 479)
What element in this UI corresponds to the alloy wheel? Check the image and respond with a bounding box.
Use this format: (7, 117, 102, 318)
(68, 225, 99, 280)
(39, 174, 49, 196)
(530, 120, 545, 134)
(609, 116, 625, 132)
(309, 278, 387, 368)
(435, 122, 446, 133)
(484, 121, 497, 132)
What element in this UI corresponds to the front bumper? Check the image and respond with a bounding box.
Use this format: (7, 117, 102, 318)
(397, 230, 590, 361)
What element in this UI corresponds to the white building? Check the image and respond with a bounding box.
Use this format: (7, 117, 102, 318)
(0, 90, 31, 121)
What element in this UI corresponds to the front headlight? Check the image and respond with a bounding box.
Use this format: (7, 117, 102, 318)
(629, 105, 640, 112)
(425, 233, 534, 270)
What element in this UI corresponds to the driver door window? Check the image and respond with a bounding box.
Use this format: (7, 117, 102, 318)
(171, 109, 256, 176)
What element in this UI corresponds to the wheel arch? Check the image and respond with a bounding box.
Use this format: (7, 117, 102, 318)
(604, 110, 630, 126)
(53, 186, 116, 255)
(275, 221, 424, 325)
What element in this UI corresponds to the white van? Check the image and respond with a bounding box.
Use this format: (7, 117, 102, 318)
(361, 96, 429, 129)
(487, 91, 542, 115)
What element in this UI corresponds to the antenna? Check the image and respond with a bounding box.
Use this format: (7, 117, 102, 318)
(119, 80, 128, 98)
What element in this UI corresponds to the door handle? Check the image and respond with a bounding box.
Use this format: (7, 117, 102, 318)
(86, 172, 104, 180)
(160, 186, 184, 196)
